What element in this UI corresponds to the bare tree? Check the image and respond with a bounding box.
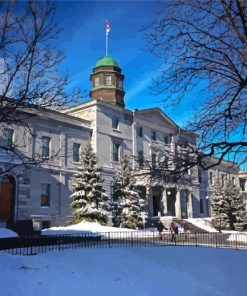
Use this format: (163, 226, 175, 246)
(144, 0, 247, 169)
(0, 0, 80, 170)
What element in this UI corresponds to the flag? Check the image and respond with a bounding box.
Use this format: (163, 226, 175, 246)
(105, 20, 110, 34)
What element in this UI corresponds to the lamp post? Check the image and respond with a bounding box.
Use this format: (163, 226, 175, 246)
(206, 195, 210, 217)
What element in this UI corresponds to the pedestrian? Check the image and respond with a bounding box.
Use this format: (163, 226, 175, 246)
(157, 220, 164, 240)
(169, 221, 176, 243)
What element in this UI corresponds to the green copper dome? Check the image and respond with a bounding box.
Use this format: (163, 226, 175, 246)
(95, 56, 119, 68)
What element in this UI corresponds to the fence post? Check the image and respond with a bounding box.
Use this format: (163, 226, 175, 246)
(108, 232, 111, 248)
(131, 232, 134, 247)
(236, 233, 238, 250)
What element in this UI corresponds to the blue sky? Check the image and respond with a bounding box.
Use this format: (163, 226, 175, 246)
(53, 0, 193, 126)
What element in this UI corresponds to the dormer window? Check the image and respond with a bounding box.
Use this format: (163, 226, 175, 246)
(95, 77, 100, 87)
(106, 75, 112, 86)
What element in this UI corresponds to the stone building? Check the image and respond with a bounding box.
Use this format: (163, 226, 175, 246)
(0, 107, 91, 229)
(0, 55, 240, 229)
(239, 172, 247, 210)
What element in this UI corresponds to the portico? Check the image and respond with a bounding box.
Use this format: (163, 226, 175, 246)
(145, 185, 193, 219)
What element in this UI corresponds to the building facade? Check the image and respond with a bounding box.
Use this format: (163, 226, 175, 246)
(0, 108, 91, 229)
(240, 172, 247, 210)
(0, 56, 240, 229)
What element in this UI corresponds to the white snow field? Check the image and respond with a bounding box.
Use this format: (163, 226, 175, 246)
(0, 246, 246, 296)
(0, 228, 18, 238)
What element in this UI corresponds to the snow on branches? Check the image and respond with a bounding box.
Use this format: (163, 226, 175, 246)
(70, 142, 109, 225)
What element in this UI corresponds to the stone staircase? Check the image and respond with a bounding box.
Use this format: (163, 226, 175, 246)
(173, 218, 208, 233)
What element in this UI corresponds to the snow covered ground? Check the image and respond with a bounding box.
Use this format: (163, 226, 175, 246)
(0, 246, 246, 296)
(0, 228, 18, 238)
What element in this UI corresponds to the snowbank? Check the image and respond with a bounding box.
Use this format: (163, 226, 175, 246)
(42, 221, 138, 235)
(42, 221, 165, 239)
(0, 228, 18, 238)
(227, 233, 247, 242)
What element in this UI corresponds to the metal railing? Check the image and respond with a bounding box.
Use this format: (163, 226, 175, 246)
(0, 231, 247, 255)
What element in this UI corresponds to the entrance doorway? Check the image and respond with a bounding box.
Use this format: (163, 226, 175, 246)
(0, 175, 15, 221)
(181, 190, 188, 218)
(167, 188, 176, 216)
(152, 187, 163, 216)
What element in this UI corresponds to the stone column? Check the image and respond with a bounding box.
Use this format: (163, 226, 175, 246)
(187, 192, 193, 218)
(162, 188, 168, 215)
(146, 186, 153, 217)
(175, 190, 182, 218)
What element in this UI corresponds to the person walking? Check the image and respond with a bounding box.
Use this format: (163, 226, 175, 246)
(170, 221, 176, 243)
(157, 220, 164, 240)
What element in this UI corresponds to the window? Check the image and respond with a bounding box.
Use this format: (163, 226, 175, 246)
(164, 135, 171, 145)
(221, 174, 225, 186)
(42, 221, 50, 229)
(164, 157, 168, 168)
(42, 136, 50, 158)
(95, 77, 99, 87)
(232, 176, 236, 185)
(200, 199, 204, 214)
(198, 168, 202, 183)
(112, 142, 120, 162)
(209, 172, 214, 185)
(151, 153, 156, 168)
(73, 143, 81, 163)
(137, 127, 143, 137)
(151, 131, 157, 141)
(181, 139, 188, 148)
(116, 77, 123, 89)
(4, 128, 14, 149)
(40, 183, 50, 207)
(138, 151, 144, 167)
(240, 179, 245, 192)
(112, 118, 119, 129)
(106, 75, 112, 86)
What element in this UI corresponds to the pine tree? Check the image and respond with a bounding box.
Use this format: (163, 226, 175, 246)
(111, 154, 147, 229)
(70, 142, 109, 225)
(212, 179, 247, 231)
(211, 178, 229, 230)
(224, 181, 247, 231)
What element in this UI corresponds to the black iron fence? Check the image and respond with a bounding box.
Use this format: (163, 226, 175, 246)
(0, 231, 247, 255)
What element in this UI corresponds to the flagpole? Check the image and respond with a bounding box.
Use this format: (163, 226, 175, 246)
(105, 20, 110, 57)
(106, 31, 108, 56)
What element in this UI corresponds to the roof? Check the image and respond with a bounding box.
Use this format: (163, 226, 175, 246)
(95, 56, 119, 68)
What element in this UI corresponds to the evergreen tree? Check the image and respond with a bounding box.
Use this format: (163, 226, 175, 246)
(211, 178, 229, 230)
(70, 142, 109, 225)
(225, 181, 247, 231)
(111, 154, 147, 229)
(212, 179, 247, 231)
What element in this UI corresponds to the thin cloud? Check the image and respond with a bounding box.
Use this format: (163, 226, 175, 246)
(125, 65, 167, 103)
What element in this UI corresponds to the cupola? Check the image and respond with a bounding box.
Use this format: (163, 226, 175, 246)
(90, 56, 125, 108)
